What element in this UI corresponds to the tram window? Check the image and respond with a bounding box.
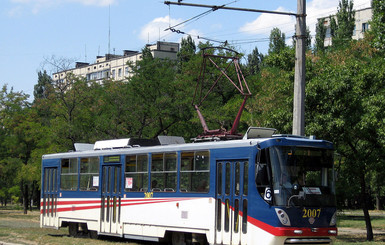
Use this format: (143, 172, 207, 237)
(243, 161, 248, 196)
(151, 153, 177, 192)
(80, 157, 99, 191)
(242, 199, 248, 234)
(195, 151, 209, 170)
(180, 151, 210, 193)
(225, 199, 230, 232)
(60, 158, 78, 191)
(225, 162, 231, 195)
(234, 199, 239, 233)
(125, 155, 148, 192)
(217, 163, 222, 195)
(235, 162, 240, 196)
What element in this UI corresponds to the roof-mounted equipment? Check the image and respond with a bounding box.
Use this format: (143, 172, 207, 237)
(192, 47, 251, 141)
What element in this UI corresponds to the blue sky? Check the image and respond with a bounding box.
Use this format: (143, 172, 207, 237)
(1, 0, 371, 99)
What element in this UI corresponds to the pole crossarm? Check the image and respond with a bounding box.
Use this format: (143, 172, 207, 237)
(164, 1, 299, 17)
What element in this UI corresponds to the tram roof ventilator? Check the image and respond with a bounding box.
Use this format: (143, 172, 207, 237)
(74, 136, 185, 152)
(242, 127, 316, 140)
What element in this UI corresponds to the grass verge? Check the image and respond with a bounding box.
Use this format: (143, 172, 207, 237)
(1, 207, 385, 244)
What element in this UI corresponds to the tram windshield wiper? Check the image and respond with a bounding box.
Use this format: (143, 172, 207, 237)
(287, 190, 306, 208)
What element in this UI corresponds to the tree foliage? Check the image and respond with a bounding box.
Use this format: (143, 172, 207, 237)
(370, 0, 385, 51)
(330, 0, 355, 47)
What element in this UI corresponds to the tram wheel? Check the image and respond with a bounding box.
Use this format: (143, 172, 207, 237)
(68, 223, 79, 237)
(89, 230, 99, 239)
(172, 232, 186, 245)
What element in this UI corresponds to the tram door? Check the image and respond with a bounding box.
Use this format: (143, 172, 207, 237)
(100, 165, 122, 234)
(42, 167, 58, 227)
(216, 160, 248, 245)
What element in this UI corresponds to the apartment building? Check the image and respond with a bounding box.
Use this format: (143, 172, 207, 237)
(319, 7, 372, 47)
(52, 41, 179, 83)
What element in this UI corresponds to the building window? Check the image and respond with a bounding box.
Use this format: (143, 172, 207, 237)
(118, 68, 122, 77)
(80, 157, 99, 191)
(353, 25, 356, 36)
(112, 69, 116, 79)
(125, 67, 129, 76)
(180, 151, 210, 192)
(362, 23, 369, 33)
(325, 27, 331, 38)
(61, 158, 78, 191)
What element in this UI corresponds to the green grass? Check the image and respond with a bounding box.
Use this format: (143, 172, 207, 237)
(334, 210, 385, 244)
(1, 206, 385, 244)
(0, 207, 144, 245)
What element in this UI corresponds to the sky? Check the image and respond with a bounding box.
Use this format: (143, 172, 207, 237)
(1, 0, 371, 99)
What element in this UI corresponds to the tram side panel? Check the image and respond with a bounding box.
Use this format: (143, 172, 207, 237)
(120, 196, 215, 239)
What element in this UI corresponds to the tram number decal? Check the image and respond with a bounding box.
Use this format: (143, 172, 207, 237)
(302, 208, 321, 218)
(144, 192, 153, 198)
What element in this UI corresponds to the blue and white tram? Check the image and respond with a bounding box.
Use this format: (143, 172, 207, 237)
(40, 127, 337, 245)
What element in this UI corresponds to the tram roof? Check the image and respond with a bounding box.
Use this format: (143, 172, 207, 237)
(42, 135, 332, 160)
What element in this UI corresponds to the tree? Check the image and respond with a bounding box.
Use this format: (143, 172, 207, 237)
(247, 46, 263, 75)
(268, 27, 286, 54)
(264, 28, 295, 71)
(127, 46, 193, 138)
(34, 70, 53, 101)
(0, 85, 38, 213)
(330, 0, 355, 47)
(177, 35, 196, 72)
(369, 0, 385, 51)
(315, 18, 327, 53)
(306, 40, 385, 241)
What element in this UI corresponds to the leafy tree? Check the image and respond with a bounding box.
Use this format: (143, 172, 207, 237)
(263, 46, 295, 71)
(306, 40, 384, 241)
(369, 0, 385, 51)
(127, 47, 193, 138)
(330, 0, 355, 47)
(247, 46, 263, 75)
(34, 70, 53, 101)
(315, 18, 327, 53)
(0, 85, 39, 213)
(268, 27, 286, 54)
(264, 28, 295, 71)
(177, 35, 196, 72)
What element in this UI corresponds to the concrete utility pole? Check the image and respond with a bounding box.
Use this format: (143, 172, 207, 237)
(165, 1, 307, 136)
(292, 0, 306, 136)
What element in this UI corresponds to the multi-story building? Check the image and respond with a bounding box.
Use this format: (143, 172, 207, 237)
(52, 41, 179, 84)
(319, 7, 372, 47)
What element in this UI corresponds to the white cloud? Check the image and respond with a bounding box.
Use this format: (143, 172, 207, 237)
(140, 15, 184, 43)
(239, 7, 296, 36)
(238, 0, 371, 46)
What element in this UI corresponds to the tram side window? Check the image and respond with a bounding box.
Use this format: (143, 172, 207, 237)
(256, 149, 270, 200)
(79, 157, 99, 191)
(125, 155, 148, 192)
(151, 153, 177, 192)
(61, 158, 78, 191)
(180, 151, 210, 193)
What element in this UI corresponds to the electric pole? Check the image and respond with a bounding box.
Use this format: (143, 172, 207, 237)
(292, 0, 306, 136)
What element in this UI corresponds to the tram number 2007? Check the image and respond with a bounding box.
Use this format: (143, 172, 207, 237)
(302, 208, 321, 218)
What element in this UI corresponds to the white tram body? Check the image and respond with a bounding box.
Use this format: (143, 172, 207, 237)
(41, 128, 337, 245)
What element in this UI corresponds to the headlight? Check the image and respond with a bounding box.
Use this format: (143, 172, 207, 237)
(275, 208, 291, 226)
(329, 211, 337, 226)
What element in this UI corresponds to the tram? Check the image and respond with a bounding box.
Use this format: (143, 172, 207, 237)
(40, 127, 337, 245)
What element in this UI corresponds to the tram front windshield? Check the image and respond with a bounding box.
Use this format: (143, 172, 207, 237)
(267, 146, 335, 207)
